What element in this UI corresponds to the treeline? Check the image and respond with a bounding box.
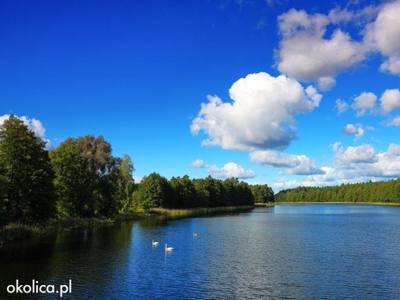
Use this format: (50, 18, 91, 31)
(133, 173, 274, 210)
(0, 115, 273, 226)
(275, 179, 400, 204)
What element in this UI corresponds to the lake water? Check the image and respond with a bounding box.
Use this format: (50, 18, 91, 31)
(1, 204, 400, 299)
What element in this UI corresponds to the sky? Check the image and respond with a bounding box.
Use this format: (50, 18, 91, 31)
(1, 0, 400, 192)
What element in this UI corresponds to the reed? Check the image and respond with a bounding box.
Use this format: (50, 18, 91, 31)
(0, 217, 115, 242)
(149, 205, 254, 219)
(0, 222, 43, 241)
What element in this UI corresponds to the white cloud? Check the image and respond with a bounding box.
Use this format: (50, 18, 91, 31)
(352, 92, 377, 116)
(380, 89, 400, 113)
(274, 142, 400, 191)
(364, 0, 400, 75)
(273, 178, 302, 190)
(190, 72, 321, 151)
(385, 115, 400, 127)
(302, 166, 337, 185)
(206, 162, 256, 179)
(250, 150, 324, 175)
(276, 8, 366, 87)
(189, 159, 256, 179)
(334, 143, 376, 163)
(342, 124, 364, 139)
(189, 159, 205, 168)
(324, 143, 400, 182)
(276, 1, 400, 86)
(0, 114, 50, 147)
(317, 77, 336, 91)
(336, 99, 349, 115)
(133, 176, 143, 183)
(349, 89, 400, 117)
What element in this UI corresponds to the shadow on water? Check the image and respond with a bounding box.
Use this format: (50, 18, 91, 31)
(0, 222, 136, 299)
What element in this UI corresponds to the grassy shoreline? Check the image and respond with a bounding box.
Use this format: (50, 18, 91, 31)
(254, 202, 275, 207)
(0, 205, 254, 243)
(149, 205, 255, 219)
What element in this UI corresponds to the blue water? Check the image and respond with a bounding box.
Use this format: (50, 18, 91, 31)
(1, 204, 400, 299)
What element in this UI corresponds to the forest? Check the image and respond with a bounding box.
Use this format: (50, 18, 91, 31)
(275, 179, 400, 204)
(0, 115, 274, 226)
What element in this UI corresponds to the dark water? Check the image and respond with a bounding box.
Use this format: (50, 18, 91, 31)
(1, 204, 400, 299)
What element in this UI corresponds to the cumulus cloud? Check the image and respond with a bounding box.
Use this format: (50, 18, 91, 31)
(334, 143, 376, 163)
(250, 150, 324, 175)
(0, 114, 50, 147)
(348, 89, 400, 117)
(276, 1, 400, 86)
(380, 89, 400, 113)
(352, 92, 377, 116)
(276, 8, 365, 88)
(317, 77, 336, 91)
(336, 99, 349, 115)
(364, 0, 400, 75)
(342, 124, 364, 139)
(189, 158, 205, 168)
(333, 142, 400, 178)
(385, 116, 400, 127)
(190, 72, 321, 151)
(273, 141, 400, 191)
(190, 159, 256, 179)
(207, 162, 256, 179)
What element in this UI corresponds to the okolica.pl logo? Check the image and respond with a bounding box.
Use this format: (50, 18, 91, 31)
(7, 279, 72, 298)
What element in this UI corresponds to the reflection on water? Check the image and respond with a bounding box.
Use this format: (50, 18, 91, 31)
(1, 204, 400, 299)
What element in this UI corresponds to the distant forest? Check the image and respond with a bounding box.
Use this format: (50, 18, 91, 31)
(0, 115, 274, 226)
(275, 179, 400, 204)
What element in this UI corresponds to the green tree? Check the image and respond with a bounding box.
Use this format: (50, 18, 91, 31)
(192, 178, 210, 207)
(114, 154, 135, 213)
(50, 138, 87, 217)
(133, 173, 171, 209)
(50, 135, 120, 217)
(250, 184, 274, 203)
(170, 175, 197, 208)
(223, 178, 240, 206)
(0, 115, 56, 224)
(237, 181, 254, 205)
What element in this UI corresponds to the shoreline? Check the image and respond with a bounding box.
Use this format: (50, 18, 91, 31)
(0, 205, 255, 243)
(149, 205, 255, 219)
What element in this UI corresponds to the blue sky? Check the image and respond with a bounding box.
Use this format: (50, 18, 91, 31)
(1, 0, 400, 192)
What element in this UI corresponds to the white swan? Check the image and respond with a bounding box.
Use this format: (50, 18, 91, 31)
(152, 239, 159, 246)
(193, 232, 198, 237)
(165, 244, 174, 252)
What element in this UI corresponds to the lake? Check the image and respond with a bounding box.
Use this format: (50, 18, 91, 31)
(1, 204, 400, 299)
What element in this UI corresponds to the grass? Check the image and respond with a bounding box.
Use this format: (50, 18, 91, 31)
(0, 217, 116, 243)
(254, 202, 275, 207)
(149, 205, 255, 219)
(0, 223, 43, 241)
(0, 206, 254, 243)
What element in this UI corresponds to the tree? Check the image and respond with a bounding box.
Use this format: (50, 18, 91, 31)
(133, 173, 172, 209)
(50, 138, 87, 217)
(0, 115, 56, 224)
(50, 135, 120, 217)
(170, 175, 197, 208)
(250, 184, 274, 203)
(223, 178, 240, 206)
(114, 154, 135, 213)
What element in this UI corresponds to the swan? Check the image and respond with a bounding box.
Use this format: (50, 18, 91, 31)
(193, 233, 198, 237)
(152, 239, 159, 246)
(165, 244, 174, 252)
